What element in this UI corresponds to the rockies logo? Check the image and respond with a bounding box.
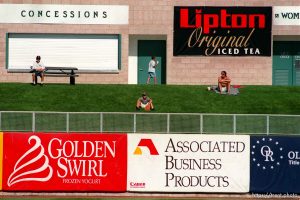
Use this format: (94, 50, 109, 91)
(251, 137, 284, 170)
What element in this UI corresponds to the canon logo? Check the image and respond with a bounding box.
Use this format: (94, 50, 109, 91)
(179, 8, 266, 34)
(130, 182, 145, 188)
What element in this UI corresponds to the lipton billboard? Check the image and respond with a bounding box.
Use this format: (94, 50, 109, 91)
(173, 7, 272, 56)
(2, 132, 127, 191)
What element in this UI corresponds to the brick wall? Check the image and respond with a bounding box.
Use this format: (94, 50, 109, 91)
(0, 0, 299, 85)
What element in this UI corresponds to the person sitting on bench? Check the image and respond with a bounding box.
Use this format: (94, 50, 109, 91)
(32, 55, 45, 85)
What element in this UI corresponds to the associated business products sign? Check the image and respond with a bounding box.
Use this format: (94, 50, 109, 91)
(128, 134, 250, 192)
(0, 4, 128, 24)
(173, 7, 272, 56)
(2, 132, 127, 191)
(273, 7, 300, 25)
(250, 136, 300, 193)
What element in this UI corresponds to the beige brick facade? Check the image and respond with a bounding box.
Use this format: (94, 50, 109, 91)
(0, 0, 299, 85)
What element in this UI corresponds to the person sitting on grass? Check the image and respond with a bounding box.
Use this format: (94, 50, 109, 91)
(218, 70, 231, 94)
(136, 92, 154, 111)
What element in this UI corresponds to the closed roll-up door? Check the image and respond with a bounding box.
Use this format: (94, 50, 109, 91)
(273, 41, 300, 86)
(7, 33, 120, 71)
(294, 58, 300, 85)
(273, 69, 290, 85)
(273, 41, 293, 85)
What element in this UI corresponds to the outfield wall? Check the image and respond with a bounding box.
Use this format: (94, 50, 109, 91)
(0, 132, 300, 194)
(0, 1, 299, 85)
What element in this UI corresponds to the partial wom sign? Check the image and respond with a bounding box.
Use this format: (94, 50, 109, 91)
(173, 7, 272, 56)
(273, 7, 300, 25)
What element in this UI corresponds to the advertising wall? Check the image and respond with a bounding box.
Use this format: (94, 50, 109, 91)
(0, 132, 3, 191)
(1, 132, 300, 194)
(2, 132, 127, 191)
(127, 134, 250, 192)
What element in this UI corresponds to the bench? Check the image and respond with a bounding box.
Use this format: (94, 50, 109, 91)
(44, 67, 78, 85)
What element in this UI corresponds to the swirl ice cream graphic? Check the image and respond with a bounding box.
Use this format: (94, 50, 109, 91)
(7, 135, 53, 186)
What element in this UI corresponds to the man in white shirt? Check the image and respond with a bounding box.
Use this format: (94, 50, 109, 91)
(32, 55, 45, 85)
(147, 56, 159, 84)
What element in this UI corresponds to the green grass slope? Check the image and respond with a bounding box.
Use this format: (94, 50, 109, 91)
(0, 83, 300, 114)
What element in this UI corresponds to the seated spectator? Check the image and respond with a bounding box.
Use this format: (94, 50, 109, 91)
(31, 55, 45, 85)
(136, 92, 154, 111)
(218, 71, 231, 94)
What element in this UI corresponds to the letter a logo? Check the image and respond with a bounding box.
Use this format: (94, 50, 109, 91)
(134, 139, 159, 155)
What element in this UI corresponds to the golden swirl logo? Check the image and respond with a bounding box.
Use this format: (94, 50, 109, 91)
(7, 135, 53, 186)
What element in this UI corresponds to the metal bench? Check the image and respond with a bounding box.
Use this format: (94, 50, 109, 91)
(44, 67, 78, 85)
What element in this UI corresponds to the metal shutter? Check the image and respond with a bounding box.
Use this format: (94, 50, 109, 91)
(7, 33, 120, 71)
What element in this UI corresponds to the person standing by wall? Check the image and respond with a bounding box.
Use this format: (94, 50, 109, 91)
(147, 56, 159, 84)
(32, 55, 45, 85)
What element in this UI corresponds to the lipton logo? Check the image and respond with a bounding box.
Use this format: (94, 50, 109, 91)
(179, 8, 266, 34)
(7, 135, 53, 186)
(134, 139, 159, 155)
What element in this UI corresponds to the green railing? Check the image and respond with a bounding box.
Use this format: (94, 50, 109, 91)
(0, 111, 299, 135)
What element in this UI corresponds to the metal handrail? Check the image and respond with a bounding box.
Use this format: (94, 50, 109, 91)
(0, 111, 299, 135)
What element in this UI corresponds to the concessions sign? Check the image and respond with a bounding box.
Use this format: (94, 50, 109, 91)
(250, 136, 300, 193)
(2, 132, 127, 191)
(173, 7, 272, 56)
(127, 134, 250, 192)
(0, 4, 129, 25)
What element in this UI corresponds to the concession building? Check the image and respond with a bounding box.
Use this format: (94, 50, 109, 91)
(0, 0, 299, 85)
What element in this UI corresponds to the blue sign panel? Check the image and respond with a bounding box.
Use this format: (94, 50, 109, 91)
(250, 136, 300, 193)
